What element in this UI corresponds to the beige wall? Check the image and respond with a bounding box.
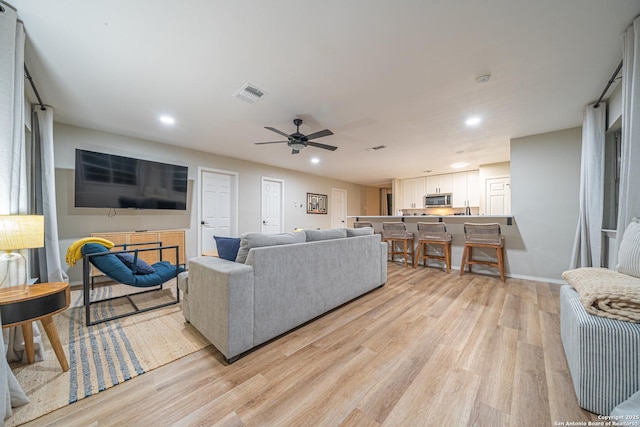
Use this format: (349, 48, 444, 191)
(55, 123, 369, 283)
(510, 127, 582, 281)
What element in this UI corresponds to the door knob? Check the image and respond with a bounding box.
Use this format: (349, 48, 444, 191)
(263, 220, 267, 225)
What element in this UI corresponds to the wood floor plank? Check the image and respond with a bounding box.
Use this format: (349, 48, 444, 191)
(21, 263, 601, 426)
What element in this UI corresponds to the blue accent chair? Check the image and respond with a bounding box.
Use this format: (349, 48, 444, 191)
(81, 242, 184, 326)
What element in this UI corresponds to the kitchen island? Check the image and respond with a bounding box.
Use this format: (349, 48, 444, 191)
(348, 215, 517, 276)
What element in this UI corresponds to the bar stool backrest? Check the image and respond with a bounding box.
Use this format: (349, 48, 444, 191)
(382, 222, 410, 239)
(463, 223, 504, 246)
(417, 222, 451, 242)
(354, 221, 374, 229)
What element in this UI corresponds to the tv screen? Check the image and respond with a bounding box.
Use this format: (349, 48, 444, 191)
(74, 149, 188, 210)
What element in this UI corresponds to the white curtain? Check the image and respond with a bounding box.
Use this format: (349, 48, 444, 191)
(570, 103, 606, 268)
(0, 1, 30, 420)
(617, 16, 640, 242)
(32, 107, 68, 284)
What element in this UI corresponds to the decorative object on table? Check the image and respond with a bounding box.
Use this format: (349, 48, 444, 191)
(255, 118, 337, 155)
(0, 215, 44, 296)
(307, 193, 328, 214)
(80, 242, 184, 326)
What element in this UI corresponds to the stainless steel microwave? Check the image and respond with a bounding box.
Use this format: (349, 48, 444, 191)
(425, 193, 452, 207)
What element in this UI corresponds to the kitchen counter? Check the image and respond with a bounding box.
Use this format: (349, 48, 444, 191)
(348, 215, 518, 276)
(349, 215, 513, 225)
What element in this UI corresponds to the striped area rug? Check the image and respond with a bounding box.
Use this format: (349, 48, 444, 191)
(6, 283, 210, 426)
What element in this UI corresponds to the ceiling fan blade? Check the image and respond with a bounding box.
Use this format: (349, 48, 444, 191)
(308, 141, 338, 151)
(255, 141, 288, 145)
(291, 149, 300, 155)
(304, 129, 334, 140)
(264, 127, 291, 138)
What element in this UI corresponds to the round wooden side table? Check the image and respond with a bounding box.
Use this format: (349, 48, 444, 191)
(0, 282, 70, 372)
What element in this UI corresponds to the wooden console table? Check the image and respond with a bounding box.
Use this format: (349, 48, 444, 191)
(0, 282, 70, 372)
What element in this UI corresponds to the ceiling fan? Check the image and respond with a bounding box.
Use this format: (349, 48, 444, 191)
(255, 119, 337, 154)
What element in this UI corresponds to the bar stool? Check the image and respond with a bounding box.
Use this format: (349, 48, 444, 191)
(460, 222, 505, 282)
(414, 222, 452, 272)
(382, 222, 415, 267)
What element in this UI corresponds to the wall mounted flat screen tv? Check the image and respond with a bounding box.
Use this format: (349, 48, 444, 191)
(74, 149, 188, 210)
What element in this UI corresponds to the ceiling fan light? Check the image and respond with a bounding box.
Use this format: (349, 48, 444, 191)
(290, 141, 306, 150)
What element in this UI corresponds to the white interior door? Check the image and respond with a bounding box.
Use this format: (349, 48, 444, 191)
(261, 177, 283, 234)
(485, 176, 511, 215)
(331, 188, 347, 228)
(200, 168, 237, 255)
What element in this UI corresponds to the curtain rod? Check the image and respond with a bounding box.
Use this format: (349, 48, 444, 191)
(594, 60, 623, 108)
(24, 64, 46, 111)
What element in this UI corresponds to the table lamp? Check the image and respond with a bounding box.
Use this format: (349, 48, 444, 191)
(0, 215, 44, 296)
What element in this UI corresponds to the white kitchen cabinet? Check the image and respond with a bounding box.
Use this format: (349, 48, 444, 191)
(401, 177, 426, 209)
(425, 174, 452, 194)
(466, 170, 480, 207)
(451, 170, 480, 208)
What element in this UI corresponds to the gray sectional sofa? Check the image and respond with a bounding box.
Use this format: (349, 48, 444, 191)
(178, 228, 387, 363)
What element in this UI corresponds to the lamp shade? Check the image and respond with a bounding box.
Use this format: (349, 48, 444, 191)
(0, 215, 45, 251)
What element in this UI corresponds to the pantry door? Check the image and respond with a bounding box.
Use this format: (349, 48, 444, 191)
(331, 188, 347, 229)
(199, 168, 238, 255)
(261, 177, 283, 234)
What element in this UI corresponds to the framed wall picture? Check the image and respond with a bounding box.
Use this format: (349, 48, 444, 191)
(307, 193, 327, 214)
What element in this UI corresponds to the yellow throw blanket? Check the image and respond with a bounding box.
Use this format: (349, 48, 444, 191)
(66, 237, 114, 267)
(562, 267, 640, 323)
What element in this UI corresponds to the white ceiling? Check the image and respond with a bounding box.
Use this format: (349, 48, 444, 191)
(15, 0, 640, 186)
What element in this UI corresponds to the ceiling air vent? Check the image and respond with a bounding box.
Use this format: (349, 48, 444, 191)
(367, 145, 386, 151)
(233, 83, 266, 104)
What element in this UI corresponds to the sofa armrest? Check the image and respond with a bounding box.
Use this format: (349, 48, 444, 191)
(187, 256, 255, 362)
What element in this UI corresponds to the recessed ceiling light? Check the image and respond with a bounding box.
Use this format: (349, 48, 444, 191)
(310, 157, 320, 164)
(465, 117, 481, 126)
(159, 115, 175, 125)
(450, 162, 469, 169)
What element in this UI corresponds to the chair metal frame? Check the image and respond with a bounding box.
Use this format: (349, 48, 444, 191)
(82, 242, 181, 326)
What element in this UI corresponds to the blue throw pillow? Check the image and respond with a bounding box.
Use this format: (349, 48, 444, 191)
(214, 236, 241, 261)
(115, 252, 156, 275)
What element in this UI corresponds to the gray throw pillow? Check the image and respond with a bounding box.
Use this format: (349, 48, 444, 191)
(346, 227, 374, 237)
(304, 228, 347, 242)
(235, 231, 306, 263)
(617, 218, 640, 278)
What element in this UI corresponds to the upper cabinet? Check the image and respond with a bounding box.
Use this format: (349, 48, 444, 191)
(401, 171, 479, 209)
(452, 170, 479, 208)
(401, 177, 426, 209)
(425, 174, 452, 194)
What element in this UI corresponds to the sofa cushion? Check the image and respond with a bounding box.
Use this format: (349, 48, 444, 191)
(617, 218, 640, 278)
(346, 227, 374, 237)
(235, 231, 306, 263)
(82, 243, 135, 281)
(304, 228, 347, 242)
(115, 252, 156, 274)
(214, 236, 241, 261)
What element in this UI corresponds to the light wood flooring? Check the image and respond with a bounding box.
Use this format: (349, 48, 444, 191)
(25, 263, 600, 426)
